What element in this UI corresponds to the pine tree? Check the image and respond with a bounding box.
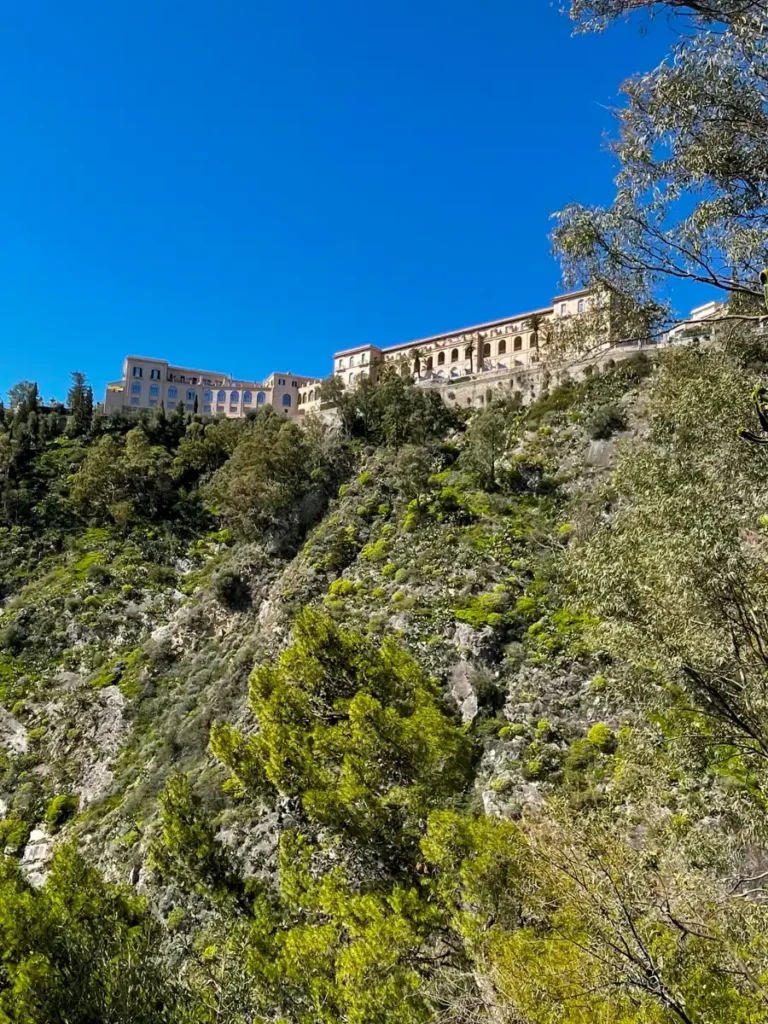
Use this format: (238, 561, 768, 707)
(67, 372, 94, 437)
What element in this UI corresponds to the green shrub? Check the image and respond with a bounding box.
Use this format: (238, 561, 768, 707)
(86, 563, 112, 584)
(361, 538, 390, 562)
(0, 622, 27, 655)
(212, 568, 250, 610)
(587, 722, 617, 753)
(588, 403, 628, 440)
(45, 793, 79, 830)
(329, 579, 355, 597)
(564, 737, 598, 774)
(454, 589, 509, 629)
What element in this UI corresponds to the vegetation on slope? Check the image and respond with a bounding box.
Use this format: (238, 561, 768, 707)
(5, 0, 768, 1020)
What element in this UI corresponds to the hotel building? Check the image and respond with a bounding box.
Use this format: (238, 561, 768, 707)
(103, 356, 321, 419)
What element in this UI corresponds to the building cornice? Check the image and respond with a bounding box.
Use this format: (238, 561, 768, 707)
(376, 305, 554, 356)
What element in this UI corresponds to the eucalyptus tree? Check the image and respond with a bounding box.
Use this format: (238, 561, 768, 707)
(553, 0, 768, 331)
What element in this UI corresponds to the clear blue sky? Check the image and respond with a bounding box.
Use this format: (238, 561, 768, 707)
(0, 0, 686, 404)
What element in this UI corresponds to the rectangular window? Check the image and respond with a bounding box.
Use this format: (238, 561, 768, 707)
(132, 366, 143, 378)
(229, 406, 238, 413)
(292, 380, 298, 387)
(149, 399, 158, 407)
(278, 378, 285, 386)
(186, 403, 194, 411)
(131, 383, 141, 394)
(168, 401, 176, 409)
(560, 303, 567, 317)
(216, 404, 225, 411)
(203, 404, 212, 413)
(150, 368, 161, 380)
(130, 397, 140, 406)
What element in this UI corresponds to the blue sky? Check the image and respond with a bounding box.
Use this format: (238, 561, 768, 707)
(0, 0, 688, 404)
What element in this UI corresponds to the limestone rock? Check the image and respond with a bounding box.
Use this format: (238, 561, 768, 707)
(450, 660, 479, 723)
(0, 706, 28, 755)
(453, 623, 497, 663)
(21, 827, 53, 888)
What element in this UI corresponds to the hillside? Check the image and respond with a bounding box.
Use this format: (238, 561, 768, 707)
(2, 344, 768, 1022)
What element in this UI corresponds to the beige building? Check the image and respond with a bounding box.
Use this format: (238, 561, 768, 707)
(331, 288, 597, 389)
(104, 356, 320, 420)
(103, 287, 615, 419)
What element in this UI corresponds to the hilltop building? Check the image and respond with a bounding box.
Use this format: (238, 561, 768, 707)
(329, 288, 596, 391)
(105, 285, 689, 418)
(103, 356, 321, 419)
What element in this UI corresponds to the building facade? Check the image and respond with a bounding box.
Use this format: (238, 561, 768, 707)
(103, 356, 321, 420)
(331, 288, 597, 389)
(102, 287, 621, 418)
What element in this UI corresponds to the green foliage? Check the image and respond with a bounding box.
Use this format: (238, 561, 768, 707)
(207, 414, 350, 542)
(44, 793, 78, 830)
(0, 844, 187, 1023)
(213, 610, 474, 850)
(211, 566, 250, 610)
(328, 367, 463, 447)
(453, 587, 510, 629)
(460, 402, 511, 491)
(66, 371, 94, 437)
(588, 401, 627, 439)
(328, 578, 356, 596)
(151, 773, 246, 908)
(586, 722, 616, 753)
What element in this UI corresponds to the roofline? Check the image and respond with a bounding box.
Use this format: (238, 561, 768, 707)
(266, 373, 323, 381)
(377, 304, 555, 356)
(332, 307, 555, 361)
(552, 287, 592, 301)
(124, 356, 235, 378)
(333, 344, 381, 358)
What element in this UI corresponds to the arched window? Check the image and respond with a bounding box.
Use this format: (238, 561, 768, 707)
(257, 391, 266, 405)
(338, 358, 346, 370)
(243, 391, 252, 404)
(282, 393, 291, 408)
(204, 390, 213, 402)
(513, 336, 522, 351)
(168, 387, 178, 398)
(482, 342, 491, 358)
(349, 355, 355, 367)
(308, 390, 314, 401)
(498, 339, 506, 355)
(349, 372, 355, 384)
(186, 389, 196, 401)
(451, 348, 459, 362)
(464, 346, 472, 360)
(426, 356, 433, 371)
(230, 391, 239, 403)
(450, 367, 459, 378)
(437, 351, 445, 365)
(149, 385, 159, 397)
(217, 390, 226, 402)
(577, 299, 585, 313)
